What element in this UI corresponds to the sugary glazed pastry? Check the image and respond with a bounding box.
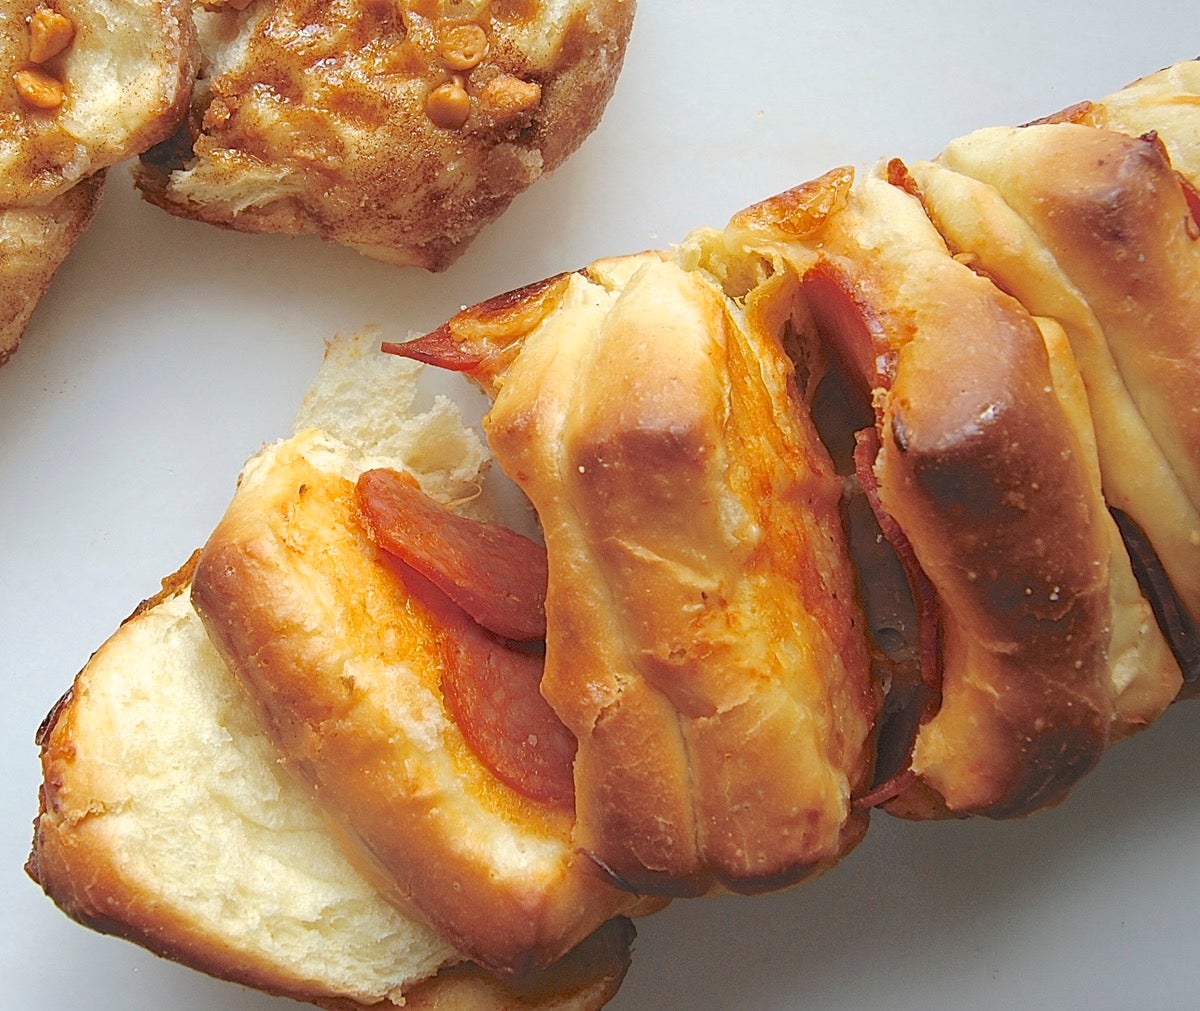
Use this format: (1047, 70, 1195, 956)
(135, 0, 637, 269)
(29, 333, 640, 1009)
(394, 249, 882, 895)
(0, 173, 100, 362)
(0, 0, 196, 358)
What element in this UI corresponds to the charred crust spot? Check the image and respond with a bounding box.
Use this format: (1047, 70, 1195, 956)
(34, 688, 74, 748)
(978, 716, 1107, 819)
(1053, 131, 1175, 250)
(1024, 99, 1096, 127)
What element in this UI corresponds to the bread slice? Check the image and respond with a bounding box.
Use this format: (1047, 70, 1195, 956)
(134, 0, 635, 269)
(27, 332, 636, 1008)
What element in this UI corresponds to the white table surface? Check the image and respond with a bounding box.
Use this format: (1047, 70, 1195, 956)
(4, 4, 1199, 1008)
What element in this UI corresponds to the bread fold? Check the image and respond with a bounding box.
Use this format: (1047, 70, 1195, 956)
(716, 164, 1178, 817)
(30, 334, 639, 1008)
(191, 427, 647, 974)
(396, 248, 881, 895)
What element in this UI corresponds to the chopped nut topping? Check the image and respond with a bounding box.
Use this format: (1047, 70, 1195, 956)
(425, 78, 471, 129)
(27, 6, 75, 64)
(479, 75, 541, 120)
(13, 67, 65, 109)
(438, 22, 488, 71)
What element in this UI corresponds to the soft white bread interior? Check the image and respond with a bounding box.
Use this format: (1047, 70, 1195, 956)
(28, 332, 636, 1009)
(135, 0, 636, 269)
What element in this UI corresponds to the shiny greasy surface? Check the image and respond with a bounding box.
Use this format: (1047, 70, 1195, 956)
(400, 251, 879, 896)
(726, 168, 1168, 817)
(191, 432, 640, 974)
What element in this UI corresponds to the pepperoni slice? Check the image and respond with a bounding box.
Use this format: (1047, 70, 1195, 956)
(370, 543, 575, 811)
(800, 261, 894, 401)
(381, 272, 575, 384)
(382, 327, 486, 374)
(355, 467, 547, 641)
(435, 602, 576, 811)
(1112, 507, 1200, 698)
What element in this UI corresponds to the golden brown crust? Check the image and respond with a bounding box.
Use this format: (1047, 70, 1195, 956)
(907, 152, 1188, 722)
(30, 59, 1200, 1008)
(28, 587, 460, 1006)
(191, 430, 643, 974)
(875, 297, 1112, 815)
(933, 123, 1200, 627)
(1077, 58, 1200, 187)
(0, 171, 101, 362)
(30, 579, 634, 1010)
(725, 169, 1126, 817)
(411, 252, 879, 894)
(135, 0, 636, 269)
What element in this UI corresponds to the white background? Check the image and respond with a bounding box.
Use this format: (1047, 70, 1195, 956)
(4, 3, 1199, 1008)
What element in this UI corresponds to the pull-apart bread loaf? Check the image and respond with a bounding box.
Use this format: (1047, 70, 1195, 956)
(720, 163, 1182, 819)
(0, 0, 196, 360)
(396, 60, 1199, 826)
(29, 333, 641, 1009)
(135, 0, 636, 269)
(29, 60, 1200, 1008)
